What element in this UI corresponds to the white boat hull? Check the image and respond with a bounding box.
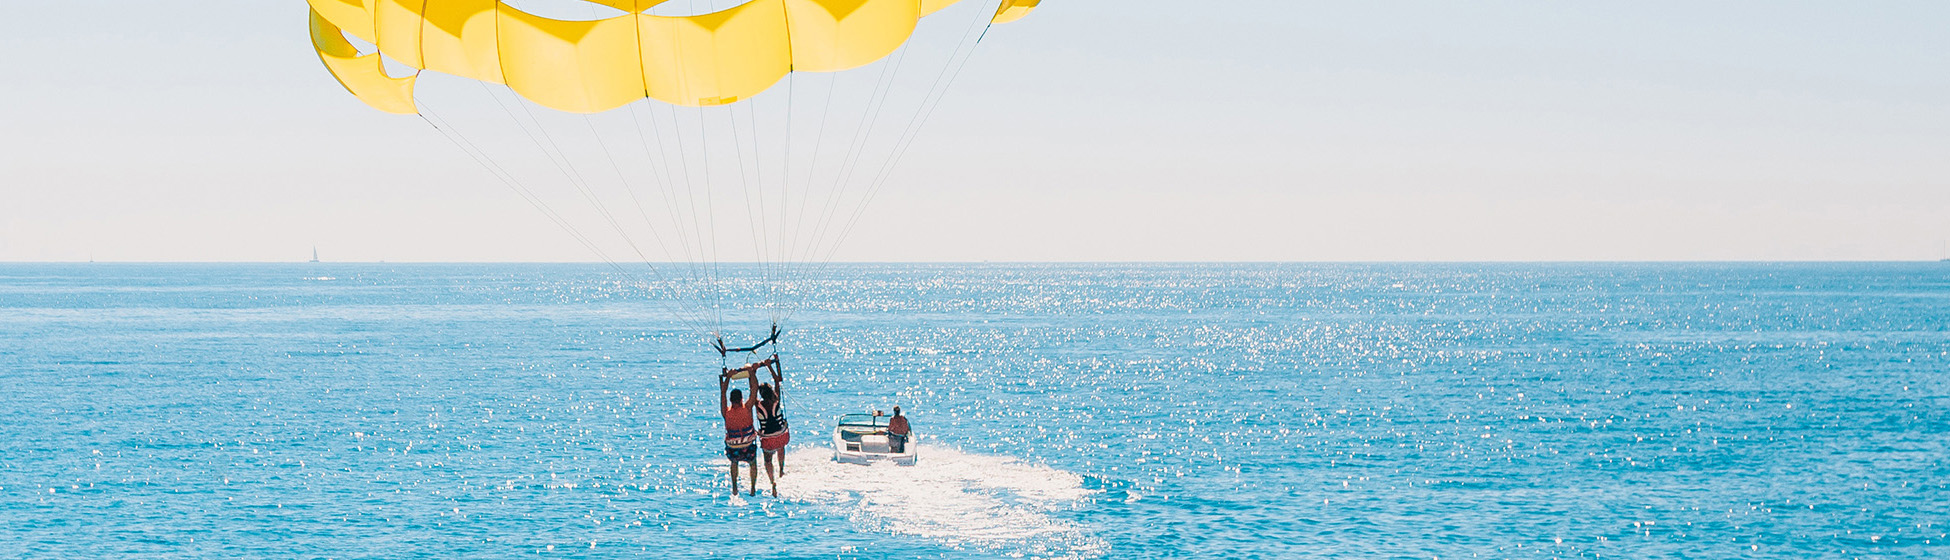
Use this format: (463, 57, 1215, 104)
(833, 432, 918, 466)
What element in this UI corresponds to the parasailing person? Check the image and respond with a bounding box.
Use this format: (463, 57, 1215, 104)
(719, 365, 761, 496)
(754, 357, 790, 496)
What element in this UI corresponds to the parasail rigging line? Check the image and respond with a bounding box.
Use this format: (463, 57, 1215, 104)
(581, 113, 688, 273)
(417, 102, 710, 334)
(784, 39, 913, 297)
(676, 1, 725, 335)
(624, 100, 707, 300)
(665, 0, 717, 334)
(652, 101, 716, 328)
(804, 44, 910, 272)
(748, 99, 779, 325)
(417, 107, 597, 265)
(599, 0, 718, 329)
(484, 80, 717, 329)
(572, 0, 718, 333)
(786, 2, 1002, 324)
(624, 103, 702, 288)
(859, 7, 1002, 205)
(617, 1, 710, 313)
(776, 73, 794, 325)
(634, 103, 705, 331)
(505, 84, 701, 312)
(782, 70, 843, 315)
(737, 97, 789, 327)
(728, 102, 770, 323)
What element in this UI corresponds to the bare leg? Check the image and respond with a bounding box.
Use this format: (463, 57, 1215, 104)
(763, 450, 779, 497)
(727, 459, 739, 496)
(747, 460, 759, 496)
(779, 449, 787, 477)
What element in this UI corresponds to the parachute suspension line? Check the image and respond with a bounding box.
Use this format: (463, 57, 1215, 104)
(724, 48, 766, 298)
(863, 6, 1001, 199)
(620, 0, 687, 300)
(625, 101, 701, 290)
(785, 2, 1002, 324)
(485, 83, 710, 327)
(697, 104, 724, 336)
(417, 103, 709, 334)
(653, 102, 711, 326)
(783, 71, 842, 315)
(733, 97, 782, 327)
(836, 8, 997, 252)
(750, 97, 779, 327)
(504, 87, 674, 291)
(685, 3, 721, 338)
(416, 107, 599, 269)
(794, 50, 902, 278)
(619, 0, 711, 321)
(581, 113, 686, 270)
(461, 0, 694, 331)
(750, 96, 777, 326)
(661, 4, 722, 337)
(598, 0, 722, 335)
(662, 104, 712, 336)
(768, 75, 783, 329)
(820, 11, 995, 266)
(727, 101, 768, 324)
(785, 43, 911, 295)
(787, 39, 916, 306)
(512, 99, 664, 279)
(584, 111, 730, 330)
(688, 112, 721, 332)
(824, 42, 913, 245)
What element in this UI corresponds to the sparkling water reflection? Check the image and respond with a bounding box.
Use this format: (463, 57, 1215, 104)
(0, 263, 1946, 558)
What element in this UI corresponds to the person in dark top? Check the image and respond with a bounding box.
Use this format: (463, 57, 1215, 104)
(719, 368, 760, 496)
(754, 360, 790, 497)
(886, 406, 911, 453)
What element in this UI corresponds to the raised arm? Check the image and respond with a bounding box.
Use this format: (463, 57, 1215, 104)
(718, 373, 730, 411)
(768, 356, 784, 403)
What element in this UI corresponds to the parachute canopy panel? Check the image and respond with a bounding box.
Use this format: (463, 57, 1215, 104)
(309, 9, 418, 115)
(990, 0, 1038, 24)
(305, 0, 1041, 114)
(637, 0, 793, 108)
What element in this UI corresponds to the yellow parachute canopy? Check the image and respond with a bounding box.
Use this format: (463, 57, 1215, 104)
(307, 0, 1039, 114)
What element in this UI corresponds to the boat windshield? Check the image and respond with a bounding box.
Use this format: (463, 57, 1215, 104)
(837, 413, 888, 428)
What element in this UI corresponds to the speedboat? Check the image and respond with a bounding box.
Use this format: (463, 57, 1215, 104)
(832, 413, 918, 466)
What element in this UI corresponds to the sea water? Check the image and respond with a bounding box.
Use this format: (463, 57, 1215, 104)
(0, 263, 1945, 559)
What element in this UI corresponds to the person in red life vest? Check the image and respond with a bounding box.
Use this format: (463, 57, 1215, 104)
(754, 359, 790, 497)
(886, 406, 911, 453)
(719, 367, 761, 496)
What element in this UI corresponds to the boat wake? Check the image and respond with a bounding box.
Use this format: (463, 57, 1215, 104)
(781, 444, 1103, 558)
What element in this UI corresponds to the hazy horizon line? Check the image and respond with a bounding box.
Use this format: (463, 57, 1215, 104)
(3, 259, 1944, 265)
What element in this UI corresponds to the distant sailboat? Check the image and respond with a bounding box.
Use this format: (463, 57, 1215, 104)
(310, 247, 320, 263)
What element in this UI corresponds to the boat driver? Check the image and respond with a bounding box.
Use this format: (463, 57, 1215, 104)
(886, 406, 911, 453)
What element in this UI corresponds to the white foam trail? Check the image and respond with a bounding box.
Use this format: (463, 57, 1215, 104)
(779, 444, 1103, 557)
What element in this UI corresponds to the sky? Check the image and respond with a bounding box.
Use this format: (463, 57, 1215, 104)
(2, 1, 1948, 262)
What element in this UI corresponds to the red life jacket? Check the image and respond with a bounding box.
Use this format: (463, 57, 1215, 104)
(723, 401, 756, 446)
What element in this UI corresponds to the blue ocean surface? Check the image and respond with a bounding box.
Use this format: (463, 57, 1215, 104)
(1, 263, 1946, 559)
